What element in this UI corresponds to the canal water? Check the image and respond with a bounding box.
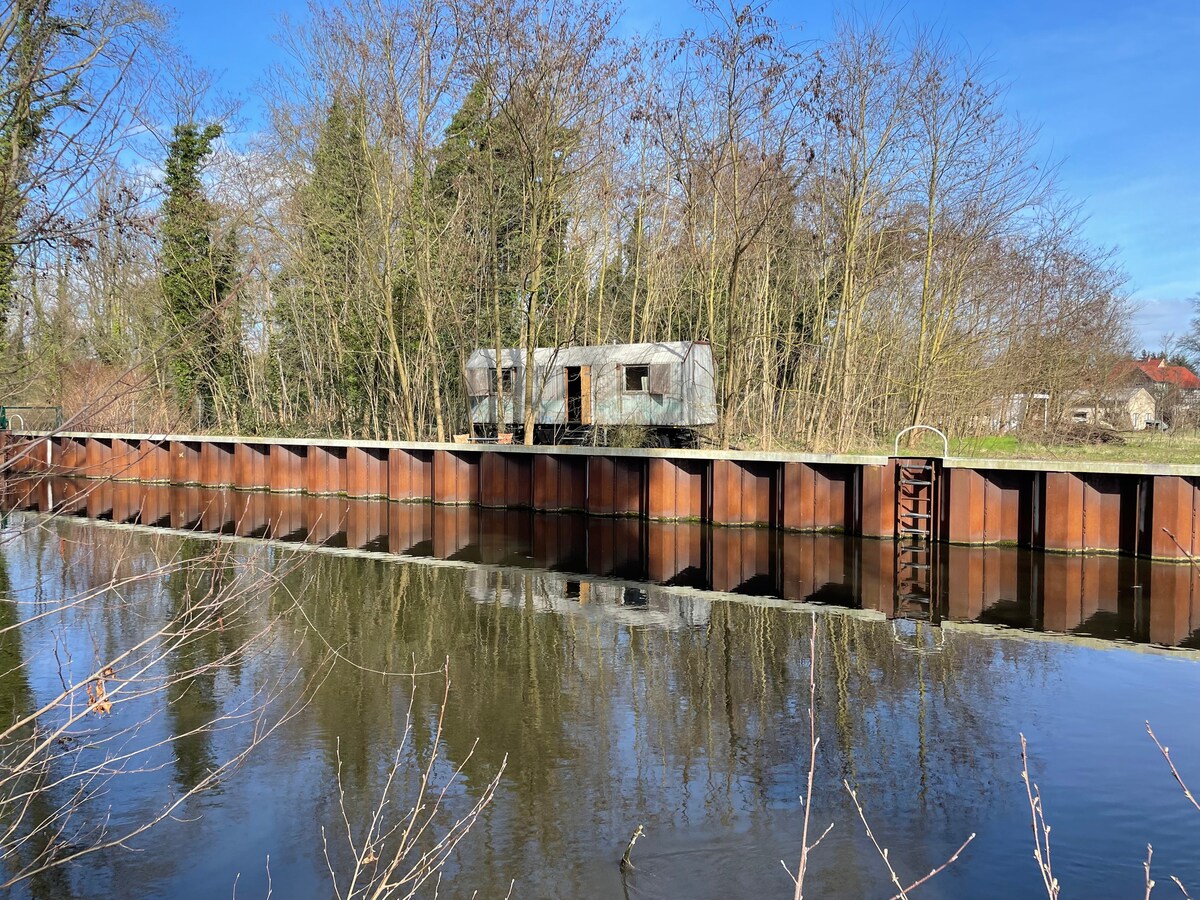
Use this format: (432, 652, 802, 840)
(2, 477, 1199, 898)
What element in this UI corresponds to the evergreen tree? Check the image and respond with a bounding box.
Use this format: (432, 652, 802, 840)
(160, 122, 242, 428)
(270, 96, 380, 432)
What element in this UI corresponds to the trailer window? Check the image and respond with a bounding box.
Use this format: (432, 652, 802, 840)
(492, 367, 515, 393)
(624, 365, 650, 393)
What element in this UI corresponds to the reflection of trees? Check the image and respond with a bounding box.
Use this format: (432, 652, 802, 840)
(271, 549, 1059, 896)
(162, 539, 248, 792)
(0, 542, 74, 900)
(0, 494, 1072, 895)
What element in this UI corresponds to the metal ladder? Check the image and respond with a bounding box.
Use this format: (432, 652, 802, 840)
(894, 458, 941, 623)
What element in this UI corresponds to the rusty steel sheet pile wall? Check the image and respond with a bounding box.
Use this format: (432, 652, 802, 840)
(10, 477, 1200, 642)
(11, 431, 1200, 560)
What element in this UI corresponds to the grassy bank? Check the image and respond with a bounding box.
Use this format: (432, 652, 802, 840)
(858, 431, 1200, 465)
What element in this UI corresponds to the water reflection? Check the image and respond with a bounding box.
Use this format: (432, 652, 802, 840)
(4, 476, 1199, 648)
(2, 479, 1200, 899)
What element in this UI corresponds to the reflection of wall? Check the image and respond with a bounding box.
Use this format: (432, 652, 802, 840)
(461, 567, 713, 630)
(11, 477, 1200, 648)
(647, 523, 704, 584)
(711, 527, 775, 592)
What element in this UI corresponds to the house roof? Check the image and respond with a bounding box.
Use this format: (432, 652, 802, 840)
(466, 341, 711, 369)
(1111, 357, 1200, 390)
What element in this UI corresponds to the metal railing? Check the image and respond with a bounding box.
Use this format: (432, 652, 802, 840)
(893, 425, 948, 457)
(0, 406, 64, 431)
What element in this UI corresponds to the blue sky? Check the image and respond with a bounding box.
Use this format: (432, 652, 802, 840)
(173, 0, 1198, 349)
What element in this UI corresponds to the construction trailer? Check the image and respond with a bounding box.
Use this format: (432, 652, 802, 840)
(464, 340, 718, 445)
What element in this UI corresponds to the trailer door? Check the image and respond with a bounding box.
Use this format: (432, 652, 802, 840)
(565, 366, 592, 425)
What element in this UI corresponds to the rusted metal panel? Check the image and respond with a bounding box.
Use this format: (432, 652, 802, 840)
(432, 451, 454, 504)
(1081, 474, 1122, 552)
(58, 437, 77, 473)
(172, 441, 201, 485)
(781, 463, 816, 531)
(347, 448, 367, 498)
(586, 457, 614, 515)
(612, 457, 645, 516)
(233, 443, 251, 488)
(346, 446, 387, 499)
(49, 436, 64, 472)
(532, 454, 556, 509)
(509, 455, 533, 507)
(107, 438, 133, 480)
(480, 453, 531, 508)
(327, 447, 348, 495)
(1149, 475, 1196, 560)
(234, 443, 270, 490)
(711, 459, 734, 523)
(984, 471, 1025, 545)
(269, 445, 306, 493)
(825, 468, 854, 532)
(73, 437, 89, 473)
(387, 448, 432, 501)
(532, 455, 555, 508)
(433, 450, 478, 505)
(814, 468, 831, 530)
(85, 437, 112, 478)
(52, 437, 67, 472)
(648, 458, 705, 521)
(141, 439, 170, 482)
(859, 461, 896, 538)
(23, 438, 49, 474)
(199, 441, 234, 487)
(647, 458, 674, 521)
(304, 446, 347, 496)
(305, 446, 329, 495)
(126, 439, 147, 481)
(557, 456, 588, 510)
(712, 460, 774, 526)
(946, 467, 987, 544)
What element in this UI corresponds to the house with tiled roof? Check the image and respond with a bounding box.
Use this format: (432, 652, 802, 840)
(1111, 357, 1200, 391)
(1108, 357, 1200, 425)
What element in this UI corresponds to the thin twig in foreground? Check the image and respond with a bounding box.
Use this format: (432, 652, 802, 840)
(843, 778, 974, 900)
(1020, 734, 1060, 899)
(786, 614, 833, 900)
(1147, 722, 1200, 814)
